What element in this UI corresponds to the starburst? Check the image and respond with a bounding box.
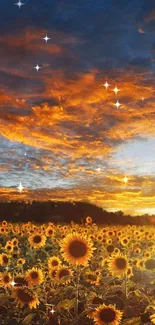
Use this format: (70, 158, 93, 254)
(104, 81, 109, 89)
(14, 0, 25, 9)
(114, 100, 121, 109)
(43, 35, 51, 43)
(18, 182, 23, 193)
(123, 175, 128, 184)
(34, 64, 42, 72)
(113, 86, 119, 95)
(50, 307, 55, 314)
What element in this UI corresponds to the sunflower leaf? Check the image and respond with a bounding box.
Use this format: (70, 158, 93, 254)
(56, 298, 76, 310)
(23, 313, 36, 324)
(122, 317, 140, 325)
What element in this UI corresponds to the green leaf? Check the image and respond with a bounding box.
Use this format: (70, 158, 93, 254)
(122, 317, 140, 325)
(56, 298, 76, 311)
(23, 313, 36, 324)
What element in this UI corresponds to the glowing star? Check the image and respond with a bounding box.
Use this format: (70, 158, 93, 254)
(113, 86, 119, 95)
(18, 182, 23, 193)
(43, 35, 51, 43)
(34, 64, 42, 72)
(114, 100, 121, 109)
(104, 81, 109, 89)
(96, 167, 101, 172)
(14, 0, 25, 9)
(10, 280, 16, 287)
(123, 175, 128, 184)
(50, 307, 55, 314)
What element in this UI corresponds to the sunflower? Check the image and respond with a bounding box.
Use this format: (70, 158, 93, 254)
(137, 259, 145, 270)
(120, 237, 129, 247)
(25, 268, 44, 287)
(143, 251, 151, 258)
(12, 287, 39, 309)
(56, 266, 73, 283)
(0, 253, 9, 266)
(28, 233, 46, 249)
(2, 220, 7, 227)
(0, 272, 12, 287)
(86, 216, 92, 224)
(106, 245, 115, 254)
(93, 304, 123, 325)
(106, 239, 113, 245)
(125, 266, 133, 278)
(60, 233, 95, 266)
(145, 258, 155, 270)
(45, 227, 54, 237)
(88, 293, 103, 307)
(49, 268, 57, 280)
(14, 275, 28, 287)
(17, 258, 26, 267)
(85, 271, 99, 285)
(150, 313, 155, 324)
(48, 256, 62, 269)
(11, 238, 19, 247)
(108, 254, 128, 277)
(5, 243, 13, 253)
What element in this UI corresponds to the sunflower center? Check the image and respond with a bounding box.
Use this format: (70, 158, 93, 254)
(145, 259, 155, 269)
(99, 307, 116, 323)
(17, 288, 33, 303)
(59, 269, 70, 278)
(115, 257, 127, 269)
(3, 255, 8, 264)
(33, 235, 41, 243)
(14, 276, 28, 287)
(52, 260, 58, 266)
(31, 271, 39, 279)
(107, 245, 114, 253)
(4, 275, 10, 283)
(69, 240, 87, 258)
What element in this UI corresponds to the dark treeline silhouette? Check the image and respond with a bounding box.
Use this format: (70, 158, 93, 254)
(0, 200, 154, 226)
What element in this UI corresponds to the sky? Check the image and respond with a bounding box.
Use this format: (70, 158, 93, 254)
(0, 0, 155, 215)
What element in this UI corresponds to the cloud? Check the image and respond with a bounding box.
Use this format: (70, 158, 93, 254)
(0, 0, 154, 214)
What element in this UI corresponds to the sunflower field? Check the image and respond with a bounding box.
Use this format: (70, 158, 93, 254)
(0, 217, 155, 325)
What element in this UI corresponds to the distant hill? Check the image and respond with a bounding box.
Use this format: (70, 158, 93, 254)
(0, 200, 154, 225)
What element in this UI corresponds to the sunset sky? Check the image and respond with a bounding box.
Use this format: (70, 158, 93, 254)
(0, 0, 155, 215)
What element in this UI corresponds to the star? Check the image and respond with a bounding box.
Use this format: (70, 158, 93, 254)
(50, 308, 55, 314)
(34, 64, 42, 72)
(10, 280, 16, 287)
(18, 182, 23, 193)
(14, 0, 25, 9)
(104, 81, 109, 89)
(96, 167, 101, 172)
(113, 86, 119, 95)
(43, 35, 51, 43)
(123, 175, 128, 184)
(114, 100, 121, 109)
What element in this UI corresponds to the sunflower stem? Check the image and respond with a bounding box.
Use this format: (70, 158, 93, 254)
(76, 266, 80, 325)
(124, 274, 127, 298)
